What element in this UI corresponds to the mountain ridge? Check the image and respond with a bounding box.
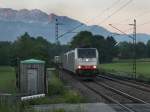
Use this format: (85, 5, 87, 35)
(0, 8, 150, 44)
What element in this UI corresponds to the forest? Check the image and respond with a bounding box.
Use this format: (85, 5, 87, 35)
(0, 31, 150, 66)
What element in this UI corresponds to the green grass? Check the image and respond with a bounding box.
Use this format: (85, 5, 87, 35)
(47, 70, 85, 104)
(48, 71, 65, 96)
(0, 66, 16, 93)
(0, 103, 21, 112)
(29, 108, 66, 112)
(100, 62, 150, 79)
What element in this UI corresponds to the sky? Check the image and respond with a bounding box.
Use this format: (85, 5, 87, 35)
(0, 0, 150, 34)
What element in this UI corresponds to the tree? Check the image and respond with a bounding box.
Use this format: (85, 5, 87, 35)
(136, 42, 147, 58)
(105, 36, 118, 62)
(147, 40, 150, 58)
(70, 31, 93, 48)
(11, 32, 70, 66)
(70, 31, 118, 63)
(117, 42, 133, 59)
(92, 35, 107, 63)
(0, 32, 71, 66)
(0, 41, 12, 65)
(12, 33, 52, 65)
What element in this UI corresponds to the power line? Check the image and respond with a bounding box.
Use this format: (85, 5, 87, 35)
(57, 0, 123, 39)
(104, 0, 122, 11)
(85, 0, 123, 24)
(98, 0, 133, 24)
(122, 20, 150, 33)
(57, 0, 133, 40)
(109, 24, 133, 39)
(55, 18, 63, 44)
(113, 9, 150, 25)
(58, 23, 84, 38)
(109, 20, 137, 79)
(138, 20, 150, 27)
(129, 19, 137, 79)
(87, 0, 133, 33)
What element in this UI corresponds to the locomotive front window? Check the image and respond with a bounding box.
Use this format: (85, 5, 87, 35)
(78, 49, 96, 58)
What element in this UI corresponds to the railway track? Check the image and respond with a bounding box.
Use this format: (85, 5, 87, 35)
(97, 74, 150, 93)
(60, 70, 105, 102)
(60, 69, 150, 112)
(94, 81, 148, 104)
(82, 81, 147, 112)
(97, 74, 150, 102)
(106, 73, 150, 89)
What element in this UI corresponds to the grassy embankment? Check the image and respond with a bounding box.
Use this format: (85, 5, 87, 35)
(0, 66, 16, 93)
(0, 66, 19, 112)
(100, 59, 150, 81)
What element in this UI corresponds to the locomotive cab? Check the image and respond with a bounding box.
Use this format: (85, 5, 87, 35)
(75, 48, 99, 78)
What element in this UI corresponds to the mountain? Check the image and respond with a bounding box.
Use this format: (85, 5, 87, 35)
(114, 33, 150, 43)
(0, 8, 150, 44)
(0, 8, 49, 23)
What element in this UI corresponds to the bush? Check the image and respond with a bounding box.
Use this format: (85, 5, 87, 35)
(48, 76, 65, 96)
(0, 103, 21, 112)
(63, 90, 85, 103)
(137, 74, 146, 80)
(23, 97, 53, 105)
(31, 108, 66, 112)
(53, 109, 65, 112)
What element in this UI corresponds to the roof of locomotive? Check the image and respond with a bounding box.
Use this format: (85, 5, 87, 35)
(63, 48, 97, 55)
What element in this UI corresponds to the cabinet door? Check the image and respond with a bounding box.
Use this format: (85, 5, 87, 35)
(27, 69, 37, 94)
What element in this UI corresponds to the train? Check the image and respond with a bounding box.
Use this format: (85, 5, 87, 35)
(54, 48, 99, 79)
(54, 56, 61, 64)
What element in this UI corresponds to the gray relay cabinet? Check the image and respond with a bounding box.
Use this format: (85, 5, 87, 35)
(19, 59, 46, 95)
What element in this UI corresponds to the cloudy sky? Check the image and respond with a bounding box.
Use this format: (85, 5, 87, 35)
(0, 0, 150, 34)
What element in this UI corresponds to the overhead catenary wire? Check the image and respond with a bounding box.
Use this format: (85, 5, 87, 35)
(108, 9, 150, 33)
(137, 20, 150, 27)
(110, 6, 150, 32)
(87, 0, 133, 36)
(108, 19, 150, 41)
(109, 24, 134, 39)
(98, 0, 133, 25)
(118, 20, 150, 33)
(87, 0, 133, 34)
(58, 0, 125, 39)
(113, 9, 150, 25)
(85, 0, 123, 24)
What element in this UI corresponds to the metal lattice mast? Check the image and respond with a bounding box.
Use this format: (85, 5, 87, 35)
(109, 19, 137, 79)
(55, 18, 59, 44)
(129, 19, 137, 79)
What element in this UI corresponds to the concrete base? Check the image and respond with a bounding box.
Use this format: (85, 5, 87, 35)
(33, 103, 116, 112)
(33, 103, 150, 112)
(111, 104, 150, 112)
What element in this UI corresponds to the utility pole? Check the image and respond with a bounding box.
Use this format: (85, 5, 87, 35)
(55, 18, 64, 45)
(129, 19, 137, 79)
(55, 18, 59, 44)
(109, 19, 137, 79)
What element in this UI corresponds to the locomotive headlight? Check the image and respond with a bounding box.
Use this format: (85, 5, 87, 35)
(93, 66, 97, 69)
(78, 65, 81, 69)
(86, 59, 89, 62)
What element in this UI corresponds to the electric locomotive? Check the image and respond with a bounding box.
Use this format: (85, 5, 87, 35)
(62, 48, 99, 79)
